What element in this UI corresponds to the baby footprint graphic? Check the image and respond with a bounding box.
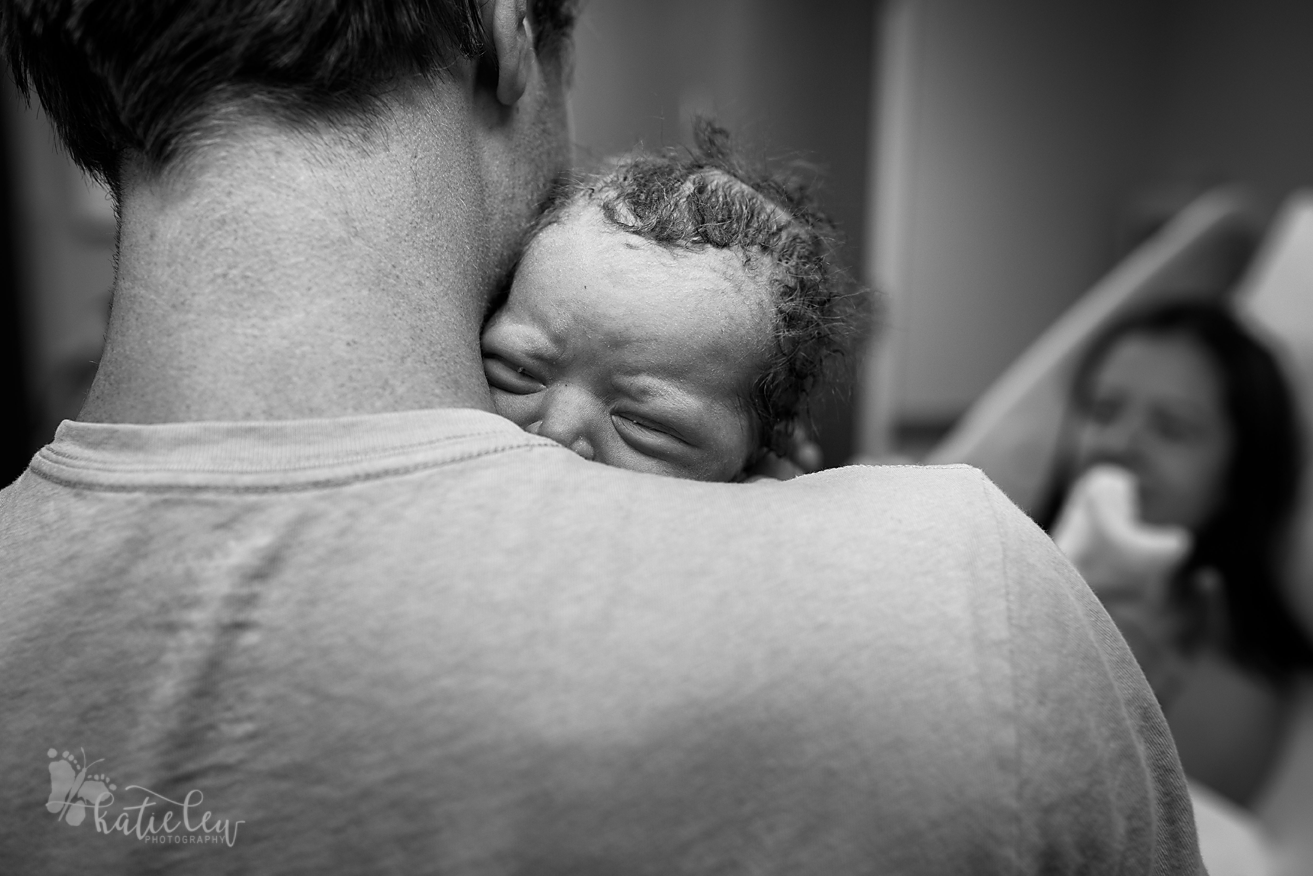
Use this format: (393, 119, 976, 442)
(46, 748, 116, 826)
(45, 750, 79, 814)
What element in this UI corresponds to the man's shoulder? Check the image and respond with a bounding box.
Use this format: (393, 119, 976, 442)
(384, 453, 1069, 602)
(559, 459, 1041, 565)
(453, 453, 1012, 534)
(762, 461, 999, 509)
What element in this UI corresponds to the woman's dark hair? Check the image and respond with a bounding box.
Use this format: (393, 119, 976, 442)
(1037, 300, 1313, 680)
(529, 121, 871, 459)
(2, 0, 578, 193)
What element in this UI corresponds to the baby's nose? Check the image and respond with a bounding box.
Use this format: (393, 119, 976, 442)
(566, 436, 595, 461)
(528, 389, 599, 462)
(528, 420, 597, 461)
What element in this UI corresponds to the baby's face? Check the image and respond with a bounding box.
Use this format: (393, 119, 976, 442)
(481, 205, 771, 481)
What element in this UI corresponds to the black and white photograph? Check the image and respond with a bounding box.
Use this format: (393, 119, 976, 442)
(2, 1, 1312, 873)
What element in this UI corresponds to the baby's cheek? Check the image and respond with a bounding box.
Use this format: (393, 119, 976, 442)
(489, 390, 537, 431)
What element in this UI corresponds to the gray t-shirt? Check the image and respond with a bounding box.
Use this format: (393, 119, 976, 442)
(0, 408, 1202, 874)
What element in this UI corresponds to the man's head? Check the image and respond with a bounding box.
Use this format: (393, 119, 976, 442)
(4, 0, 580, 326)
(3, 0, 577, 192)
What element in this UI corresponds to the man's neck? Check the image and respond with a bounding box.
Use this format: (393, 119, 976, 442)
(80, 108, 501, 424)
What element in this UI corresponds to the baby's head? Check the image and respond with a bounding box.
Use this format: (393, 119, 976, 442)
(482, 123, 865, 481)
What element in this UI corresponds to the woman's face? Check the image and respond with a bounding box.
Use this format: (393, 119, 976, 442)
(1072, 331, 1235, 531)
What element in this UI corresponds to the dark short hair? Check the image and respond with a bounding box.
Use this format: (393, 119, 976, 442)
(530, 121, 870, 459)
(1038, 300, 1313, 680)
(2, 0, 578, 191)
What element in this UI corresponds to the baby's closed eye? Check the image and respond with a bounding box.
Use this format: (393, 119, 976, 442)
(611, 413, 695, 454)
(483, 355, 545, 395)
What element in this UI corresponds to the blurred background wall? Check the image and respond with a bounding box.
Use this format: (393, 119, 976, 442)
(4, 0, 1313, 482)
(866, 0, 1167, 434)
(865, 0, 1313, 454)
(1154, 0, 1313, 209)
(1, 75, 115, 486)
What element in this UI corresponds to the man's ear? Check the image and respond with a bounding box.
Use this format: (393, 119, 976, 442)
(484, 0, 534, 106)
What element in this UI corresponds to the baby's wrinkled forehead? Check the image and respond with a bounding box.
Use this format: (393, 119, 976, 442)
(510, 201, 777, 388)
(541, 198, 778, 319)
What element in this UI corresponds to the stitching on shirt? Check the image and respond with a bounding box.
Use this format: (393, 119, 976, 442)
(27, 440, 560, 495)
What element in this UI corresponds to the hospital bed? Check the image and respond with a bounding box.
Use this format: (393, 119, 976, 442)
(919, 188, 1313, 876)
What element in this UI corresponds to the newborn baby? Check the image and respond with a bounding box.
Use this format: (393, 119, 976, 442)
(482, 125, 865, 481)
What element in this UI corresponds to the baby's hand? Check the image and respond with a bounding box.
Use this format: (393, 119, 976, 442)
(742, 420, 823, 482)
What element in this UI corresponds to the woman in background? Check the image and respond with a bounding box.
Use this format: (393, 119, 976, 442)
(1037, 300, 1313, 805)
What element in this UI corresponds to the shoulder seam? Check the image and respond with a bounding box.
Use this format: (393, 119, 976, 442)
(974, 470, 1026, 873)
